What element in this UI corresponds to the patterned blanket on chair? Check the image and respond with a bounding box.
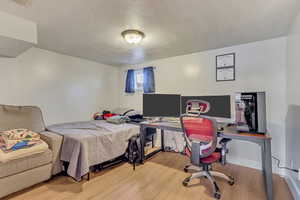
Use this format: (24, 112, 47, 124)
(0, 129, 43, 153)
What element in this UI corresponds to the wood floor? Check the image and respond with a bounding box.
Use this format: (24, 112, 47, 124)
(4, 152, 292, 200)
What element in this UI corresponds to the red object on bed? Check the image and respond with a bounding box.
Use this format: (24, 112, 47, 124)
(93, 112, 118, 120)
(102, 113, 118, 120)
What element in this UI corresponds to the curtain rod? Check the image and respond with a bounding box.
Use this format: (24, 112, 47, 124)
(123, 66, 157, 73)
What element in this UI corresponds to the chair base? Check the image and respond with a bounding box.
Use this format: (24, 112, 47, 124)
(182, 165, 234, 199)
(184, 164, 213, 172)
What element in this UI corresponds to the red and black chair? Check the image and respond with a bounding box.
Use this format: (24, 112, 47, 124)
(180, 115, 234, 199)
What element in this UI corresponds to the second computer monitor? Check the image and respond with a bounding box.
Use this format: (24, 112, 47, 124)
(181, 95, 231, 118)
(143, 94, 181, 117)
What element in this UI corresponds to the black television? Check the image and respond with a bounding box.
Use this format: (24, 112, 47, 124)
(143, 94, 181, 117)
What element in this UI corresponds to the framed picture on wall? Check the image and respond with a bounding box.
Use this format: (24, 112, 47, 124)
(216, 53, 235, 81)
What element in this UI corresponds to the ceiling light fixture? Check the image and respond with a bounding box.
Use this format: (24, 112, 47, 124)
(121, 29, 145, 44)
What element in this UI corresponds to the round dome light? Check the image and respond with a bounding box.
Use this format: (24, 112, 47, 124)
(121, 29, 145, 44)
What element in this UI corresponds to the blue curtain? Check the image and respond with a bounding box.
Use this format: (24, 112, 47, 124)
(125, 69, 135, 93)
(143, 67, 155, 93)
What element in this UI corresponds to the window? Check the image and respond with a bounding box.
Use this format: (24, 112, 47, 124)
(134, 69, 144, 91)
(125, 67, 155, 94)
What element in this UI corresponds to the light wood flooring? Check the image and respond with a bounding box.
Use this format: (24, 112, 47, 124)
(3, 152, 293, 200)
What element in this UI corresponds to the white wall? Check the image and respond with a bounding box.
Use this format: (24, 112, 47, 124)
(286, 11, 300, 199)
(0, 47, 119, 125)
(118, 37, 287, 174)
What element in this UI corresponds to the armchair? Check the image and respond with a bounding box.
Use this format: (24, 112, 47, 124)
(0, 105, 63, 198)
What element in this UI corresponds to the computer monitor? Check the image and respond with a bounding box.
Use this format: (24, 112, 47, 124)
(143, 94, 181, 117)
(181, 95, 231, 120)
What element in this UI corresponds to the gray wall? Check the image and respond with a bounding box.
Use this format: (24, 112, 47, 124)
(286, 10, 300, 197)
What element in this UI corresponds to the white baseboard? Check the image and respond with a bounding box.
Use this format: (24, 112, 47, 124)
(285, 174, 300, 200)
(227, 156, 286, 176)
(228, 156, 261, 170)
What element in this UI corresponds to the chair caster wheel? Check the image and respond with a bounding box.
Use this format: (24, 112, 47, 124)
(182, 177, 190, 187)
(183, 167, 188, 173)
(228, 176, 235, 186)
(214, 192, 221, 199)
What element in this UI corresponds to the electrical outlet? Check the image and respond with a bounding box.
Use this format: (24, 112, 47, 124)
(298, 169, 300, 181)
(291, 160, 294, 169)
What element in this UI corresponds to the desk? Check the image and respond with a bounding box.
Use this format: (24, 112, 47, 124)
(139, 121, 273, 200)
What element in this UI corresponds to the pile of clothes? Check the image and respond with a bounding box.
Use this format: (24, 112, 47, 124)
(93, 111, 130, 124)
(93, 111, 118, 120)
(93, 109, 143, 124)
(0, 129, 43, 153)
(106, 115, 130, 124)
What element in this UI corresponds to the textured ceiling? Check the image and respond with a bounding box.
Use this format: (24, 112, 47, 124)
(1, 0, 300, 66)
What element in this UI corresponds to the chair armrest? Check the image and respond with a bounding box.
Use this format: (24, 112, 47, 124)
(191, 140, 201, 166)
(219, 138, 232, 145)
(190, 139, 213, 165)
(40, 131, 63, 175)
(219, 138, 232, 165)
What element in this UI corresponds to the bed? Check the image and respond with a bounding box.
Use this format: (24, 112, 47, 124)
(47, 120, 139, 181)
